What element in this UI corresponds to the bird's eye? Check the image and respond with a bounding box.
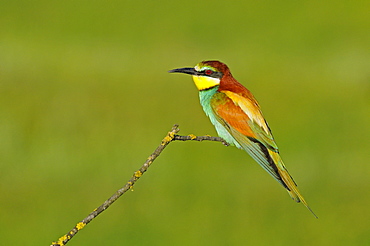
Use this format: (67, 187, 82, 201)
(205, 70, 213, 75)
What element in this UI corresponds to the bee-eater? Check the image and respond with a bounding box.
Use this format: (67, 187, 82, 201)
(169, 60, 317, 218)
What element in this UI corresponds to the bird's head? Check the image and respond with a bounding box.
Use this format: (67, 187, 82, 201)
(169, 60, 231, 91)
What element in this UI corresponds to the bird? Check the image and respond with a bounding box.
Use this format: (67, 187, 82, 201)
(169, 60, 317, 218)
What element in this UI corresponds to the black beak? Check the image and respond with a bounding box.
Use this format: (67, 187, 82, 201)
(168, 67, 198, 76)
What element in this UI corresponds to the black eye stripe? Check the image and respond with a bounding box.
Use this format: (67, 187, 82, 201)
(202, 70, 223, 79)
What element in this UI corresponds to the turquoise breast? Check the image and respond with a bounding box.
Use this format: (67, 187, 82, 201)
(198, 87, 241, 148)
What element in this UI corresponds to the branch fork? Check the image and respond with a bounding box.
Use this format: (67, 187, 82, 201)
(51, 124, 226, 246)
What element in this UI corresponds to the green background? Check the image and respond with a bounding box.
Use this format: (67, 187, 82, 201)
(1, 1, 369, 245)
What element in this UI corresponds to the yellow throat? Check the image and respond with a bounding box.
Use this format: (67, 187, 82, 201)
(192, 75, 220, 91)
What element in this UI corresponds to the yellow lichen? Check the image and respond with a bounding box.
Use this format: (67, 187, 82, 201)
(162, 132, 175, 145)
(188, 134, 197, 140)
(134, 171, 142, 178)
(76, 222, 86, 230)
(55, 235, 68, 246)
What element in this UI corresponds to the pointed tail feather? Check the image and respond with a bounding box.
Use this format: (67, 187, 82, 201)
(269, 150, 318, 218)
(279, 168, 318, 218)
(229, 128, 318, 218)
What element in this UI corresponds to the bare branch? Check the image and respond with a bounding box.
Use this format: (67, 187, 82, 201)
(174, 134, 229, 146)
(50, 124, 226, 246)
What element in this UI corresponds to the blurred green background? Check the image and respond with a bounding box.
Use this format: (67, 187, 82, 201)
(1, 0, 369, 245)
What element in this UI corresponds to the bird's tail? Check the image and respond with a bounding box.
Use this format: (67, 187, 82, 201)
(269, 150, 318, 218)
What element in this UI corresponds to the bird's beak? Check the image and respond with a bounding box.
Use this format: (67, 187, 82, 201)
(168, 67, 198, 76)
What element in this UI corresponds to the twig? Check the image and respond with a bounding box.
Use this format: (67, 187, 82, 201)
(174, 134, 229, 146)
(50, 124, 227, 246)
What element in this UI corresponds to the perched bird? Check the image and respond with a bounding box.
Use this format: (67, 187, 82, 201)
(169, 60, 317, 218)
